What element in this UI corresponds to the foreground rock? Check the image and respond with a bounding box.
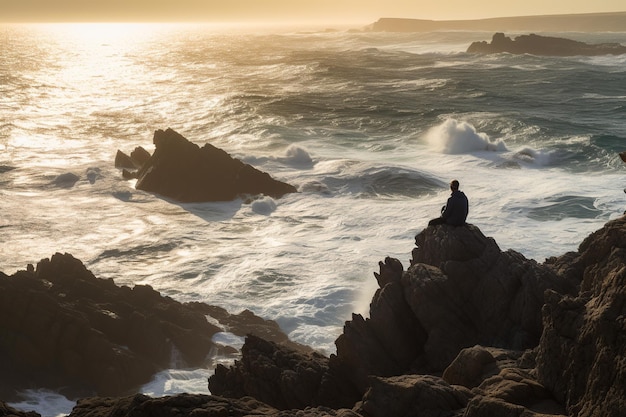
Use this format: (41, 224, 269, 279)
(116, 128, 297, 202)
(0, 253, 302, 400)
(6, 217, 626, 416)
(208, 223, 579, 414)
(467, 32, 626, 56)
(537, 215, 626, 416)
(209, 218, 625, 416)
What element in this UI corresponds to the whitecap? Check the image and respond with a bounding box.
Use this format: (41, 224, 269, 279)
(251, 196, 277, 215)
(283, 144, 313, 166)
(426, 119, 507, 154)
(513, 147, 553, 166)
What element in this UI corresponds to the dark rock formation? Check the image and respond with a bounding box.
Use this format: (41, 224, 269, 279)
(7, 217, 626, 417)
(115, 146, 151, 170)
(117, 128, 297, 202)
(66, 393, 361, 417)
(354, 374, 471, 417)
(208, 223, 578, 415)
(467, 32, 626, 56)
(537, 215, 626, 417)
(210, 334, 356, 410)
(0, 253, 299, 400)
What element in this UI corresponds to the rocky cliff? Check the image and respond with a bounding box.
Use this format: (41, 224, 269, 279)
(3, 216, 625, 416)
(368, 12, 626, 33)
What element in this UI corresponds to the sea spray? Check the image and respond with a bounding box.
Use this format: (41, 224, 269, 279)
(426, 119, 508, 154)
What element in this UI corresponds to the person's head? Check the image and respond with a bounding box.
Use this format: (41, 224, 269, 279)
(450, 180, 459, 191)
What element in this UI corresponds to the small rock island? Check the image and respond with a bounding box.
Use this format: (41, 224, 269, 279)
(467, 32, 626, 56)
(115, 128, 297, 203)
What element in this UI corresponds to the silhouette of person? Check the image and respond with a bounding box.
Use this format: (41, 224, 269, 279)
(428, 179, 469, 226)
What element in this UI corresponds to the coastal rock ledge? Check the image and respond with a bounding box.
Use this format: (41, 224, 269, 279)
(3, 216, 625, 417)
(115, 128, 297, 202)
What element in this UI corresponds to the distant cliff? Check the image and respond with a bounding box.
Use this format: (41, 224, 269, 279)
(467, 33, 626, 56)
(369, 11, 626, 32)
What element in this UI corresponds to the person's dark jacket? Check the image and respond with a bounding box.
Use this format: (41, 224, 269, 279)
(442, 190, 469, 226)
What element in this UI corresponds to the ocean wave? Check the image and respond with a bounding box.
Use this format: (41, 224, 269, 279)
(321, 164, 442, 198)
(525, 195, 604, 221)
(426, 119, 507, 154)
(251, 197, 277, 215)
(280, 145, 314, 166)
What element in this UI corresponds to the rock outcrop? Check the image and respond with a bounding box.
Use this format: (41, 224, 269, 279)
(0, 253, 301, 400)
(467, 32, 626, 56)
(208, 223, 579, 415)
(537, 215, 626, 417)
(6, 216, 626, 417)
(116, 128, 297, 202)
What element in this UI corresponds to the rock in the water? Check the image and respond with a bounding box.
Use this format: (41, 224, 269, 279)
(51, 172, 80, 188)
(124, 128, 297, 202)
(115, 146, 151, 169)
(467, 32, 626, 56)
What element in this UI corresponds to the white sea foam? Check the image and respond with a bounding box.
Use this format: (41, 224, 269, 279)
(282, 144, 314, 166)
(426, 119, 508, 154)
(251, 196, 277, 215)
(8, 389, 75, 417)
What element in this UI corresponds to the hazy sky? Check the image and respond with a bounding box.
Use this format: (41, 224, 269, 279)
(1, 0, 625, 24)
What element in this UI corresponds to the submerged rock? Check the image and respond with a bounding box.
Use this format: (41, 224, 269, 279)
(117, 128, 297, 202)
(467, 32, 626, 56)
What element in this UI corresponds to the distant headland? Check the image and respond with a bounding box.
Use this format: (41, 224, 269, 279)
(368, 11, 626, 32)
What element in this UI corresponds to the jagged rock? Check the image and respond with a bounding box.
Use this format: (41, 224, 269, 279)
(442, 345, 496, 389)
(119, 128, 297, 202)
(8, 217, 626, 416)
(68, 393, 278, 417)
(210, 223, 577, 413)
(190, 304, 313, 354)
(467, 32, 626, 56)
(115, 147, 151, 170)
(406, 223, 577, 369)
(0, 254, 295, 400)
(536, 215, 626, 417)
(331, 258, 426, 394)
(354, 374, 471, 417)
(66, 393, 362, 417)
(209, 334, 357, 410)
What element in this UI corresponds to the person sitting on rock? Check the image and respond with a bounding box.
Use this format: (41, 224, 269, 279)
(428, 179, 469, 226)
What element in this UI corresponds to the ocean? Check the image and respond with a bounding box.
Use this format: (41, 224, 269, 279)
(1, 23, 625, 416)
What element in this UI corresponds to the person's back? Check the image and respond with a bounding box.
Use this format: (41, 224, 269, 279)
(442, 189, 469, 226)
(428, 179, 469, 227)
